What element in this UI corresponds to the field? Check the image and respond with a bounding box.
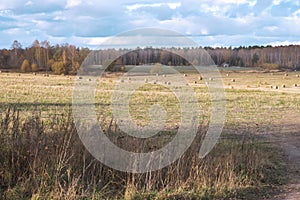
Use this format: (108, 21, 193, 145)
(1, 68, 300, 199)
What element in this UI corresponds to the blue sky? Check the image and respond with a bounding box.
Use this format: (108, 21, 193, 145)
(0, 0, 300, 48)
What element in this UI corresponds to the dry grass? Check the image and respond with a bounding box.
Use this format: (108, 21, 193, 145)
(0, 107, 283, 200)
(0, 69, 298, 199)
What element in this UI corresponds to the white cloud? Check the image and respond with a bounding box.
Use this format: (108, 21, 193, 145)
(198, 0, 257, 16)
(197, 0, 257, 7)
(65, 0, 82, 8)
(267, 40, 300, 46)
(248, 0, 257, 7)
(216, 0, 256, 6)
(292, 9, 300, 17)
(3, 28, 21, 34)
(200, 4, 230, 16)
(159, 17, 195, 34)
(264, 26, 278, 31)
(25, 1, 34, 6)
(272, 0, 283, 6)
(31, 19, 50, 29)
(53, 16, 66, 21)
(0, 9, 14, 17)
(126, 2, 181, 11)
(168, 2, 181, 9)
(69, 36, 110, 47)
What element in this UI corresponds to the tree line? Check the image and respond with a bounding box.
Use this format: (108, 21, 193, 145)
(0, 40, 90, 74)
(1, 40, 300, 74)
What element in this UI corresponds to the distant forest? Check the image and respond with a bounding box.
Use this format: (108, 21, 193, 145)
(1, 40, 300, 74)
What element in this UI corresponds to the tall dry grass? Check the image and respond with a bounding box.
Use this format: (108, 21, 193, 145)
(0, 107, 281, 199)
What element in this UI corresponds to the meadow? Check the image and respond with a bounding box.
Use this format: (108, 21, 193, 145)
(1, 68, 300, 199)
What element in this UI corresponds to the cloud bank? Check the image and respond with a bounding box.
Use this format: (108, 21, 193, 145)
(0, 0, 300, 48)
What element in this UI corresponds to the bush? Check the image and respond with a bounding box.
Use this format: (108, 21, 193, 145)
(51, 61, 66, 75)
(20, 59, 31, 73)
(69, 62, 80, 74)
(47, 59, 55, 70)
(103, 59, 116, 72)
(260, 63, 279, 70)
(31, 63, 39, 72)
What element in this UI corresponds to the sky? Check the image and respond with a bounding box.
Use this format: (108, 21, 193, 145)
(0, 0, 300, 49)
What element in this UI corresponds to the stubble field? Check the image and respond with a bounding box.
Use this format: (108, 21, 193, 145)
(0, 68, 300, 199)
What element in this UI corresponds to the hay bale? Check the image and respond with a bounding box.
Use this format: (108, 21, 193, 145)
(79, 76, 83, 79)
(194, 81, 197, 84)
(294, 84, 298, 87)
(163, 74, 166, 77)
(297, 75, 300, 78)
(167, 82, 171, 85)
(153, 81, 157, 84)
(120, 79, 124, 83)
(231, 79, 235, 82)
(226, 73, 229, 77)
(198, 76, 203, 80)
(271, 86, 273, 89)
(284, 73, 288, 77)
(183, 74, 187, 77)
(275, 86, 278, 89)
(209, 78, 213, 81)
(230, 86, 234, 89)
(282, 84, 286, 88)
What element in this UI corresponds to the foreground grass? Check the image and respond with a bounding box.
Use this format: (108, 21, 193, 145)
(0, 108, 286, 199)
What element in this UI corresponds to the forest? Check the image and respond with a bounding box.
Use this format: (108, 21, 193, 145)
(1, 40, 300, 74)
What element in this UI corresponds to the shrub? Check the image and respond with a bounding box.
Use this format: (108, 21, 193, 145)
(260, 63, 279, 70)
(31, 63, 39, 72)
(103, 59, 116, 72)
(47, 59, 55, 70)
(51, 61, 66, 75)
(20, 59, 31, 73)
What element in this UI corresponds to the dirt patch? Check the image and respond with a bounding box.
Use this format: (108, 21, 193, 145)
(266, 112, 300, 199)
